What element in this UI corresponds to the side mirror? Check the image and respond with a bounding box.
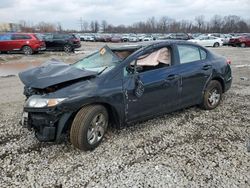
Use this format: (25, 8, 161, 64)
(135, 66, 143, 73)
(126, 66, 134, 74)
(126, 65, 143, 74)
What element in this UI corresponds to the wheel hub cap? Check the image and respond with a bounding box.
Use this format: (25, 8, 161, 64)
(208, 89, 220, 106)
(87, 113, 106, 145)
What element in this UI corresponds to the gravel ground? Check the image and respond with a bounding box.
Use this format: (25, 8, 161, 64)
(0, 43, 249, 187)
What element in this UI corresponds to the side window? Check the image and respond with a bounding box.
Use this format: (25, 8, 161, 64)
(0, 34, 11, 41)
(23, 35, 32, 39)
(44, 34, 53, 40)
(200, 49, 207, 60)
(53, 34, 68, 39)
(53, 34, 61, 39)
(177, 45, 206, 64)
(12, 34, 31, 40)
(124, 47, 171, 76)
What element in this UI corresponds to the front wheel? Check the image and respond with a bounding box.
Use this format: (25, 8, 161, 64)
(213, 42, 220, 47)
(22, 46, 33, 55)
(64, 44, 72, 53)
(201, 80, 222, 110)
(240, 43, 246, 48)
(70, 105, 109, 151)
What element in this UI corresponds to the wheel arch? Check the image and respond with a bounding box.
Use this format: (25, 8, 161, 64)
(211, 76, 225, 93)
(22, 45, 32, 49)
(56, 101, 121, 141)
(69, 102, 121, 127)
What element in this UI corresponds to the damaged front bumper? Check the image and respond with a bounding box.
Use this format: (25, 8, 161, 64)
(21, 107, 72, 142)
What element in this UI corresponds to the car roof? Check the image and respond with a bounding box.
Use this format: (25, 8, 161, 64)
(1, 33, 35, 35)
(110, 40, 197, 51)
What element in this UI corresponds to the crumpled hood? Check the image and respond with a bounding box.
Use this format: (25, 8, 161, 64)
(19, 59, 98, 89)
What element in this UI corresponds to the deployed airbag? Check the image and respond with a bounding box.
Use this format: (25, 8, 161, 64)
(137, 48, 170, 66)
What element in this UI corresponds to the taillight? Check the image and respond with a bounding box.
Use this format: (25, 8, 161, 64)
(226, 59, 231, 65)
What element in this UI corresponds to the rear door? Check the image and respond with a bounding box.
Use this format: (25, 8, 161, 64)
(174, 44, 212, 107)
(246, 36, 250, 46)
(11, 34, 32, 50)
(200, 36, 210, 46)
(0, 34, 12, 51)
(52, 34, 67, 50)
(43, 34, 54, 50)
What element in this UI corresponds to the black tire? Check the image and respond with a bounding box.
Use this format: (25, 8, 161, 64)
(201, 80, 222, 110)
(247, 138, 250, 152)
(22, 46, 33, 55)
(70, 105, 108, 151)
(240, 43, 246, 48)
(213, 42, 220, 47)
(64, 44, 72, 53)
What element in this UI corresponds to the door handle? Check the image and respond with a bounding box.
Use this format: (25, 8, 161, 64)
(202, 65, 212, 70)
(167, 74, 179, 80)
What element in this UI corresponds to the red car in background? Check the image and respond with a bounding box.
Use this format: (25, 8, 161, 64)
(228, 34, 250, 47)
(0, 33, 46, 55)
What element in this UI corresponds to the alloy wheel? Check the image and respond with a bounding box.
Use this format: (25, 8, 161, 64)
(208, 89, 221, 106)
(87, 113, 107, 145)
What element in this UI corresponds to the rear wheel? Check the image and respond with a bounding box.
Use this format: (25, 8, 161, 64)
(240, 43, 246, 48)
(64, 44, 72, 53)
(201, 80, 222, 110)
(22, 46, 33, 55)
(213, 42, 220, 47)
(70, 105, 108, 151)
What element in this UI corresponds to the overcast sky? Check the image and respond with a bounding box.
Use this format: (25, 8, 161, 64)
(0, 0, 250, 30)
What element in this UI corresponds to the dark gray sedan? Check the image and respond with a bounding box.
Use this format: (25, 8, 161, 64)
(19, 41, 232, 151)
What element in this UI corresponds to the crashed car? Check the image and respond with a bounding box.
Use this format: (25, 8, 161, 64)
(19, 41, 232, 151)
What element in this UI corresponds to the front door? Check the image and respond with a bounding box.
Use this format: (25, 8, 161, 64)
(123, 65, 180, 122)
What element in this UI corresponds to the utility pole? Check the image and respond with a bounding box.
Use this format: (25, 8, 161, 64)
(79, 17, 83, 31)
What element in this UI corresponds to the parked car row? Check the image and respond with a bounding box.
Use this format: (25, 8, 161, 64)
(188, 33, 250, 48)
(0, 33, 81, 55)
(78, 33, 193, 43)
(228, 34, 250, 47)
(0, 33, 45, 55)
(78, 32, 250, 48)
(42, 33, 81, 52)
(188, 35, 224, 47)
(1, 32, 249, 55)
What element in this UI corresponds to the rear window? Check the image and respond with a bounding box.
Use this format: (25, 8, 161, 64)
(72, 34, 79, 39)
(177, 45, 207, 64)
(53, 34, 70, 39)
(34, 34, 43, 40)
(0, 34, 11, 41)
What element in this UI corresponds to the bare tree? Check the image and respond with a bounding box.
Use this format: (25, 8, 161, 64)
(18, 14, 250, 34)
(90, 21, 95, 32)
(195, 15, 205, 32)
(101, 20, 108, 33)
(57, 22, 63, 32)
(158, 16, 172, 32)
(146, 17, 157, 33)
(94, 20, 99, 33)
(223, 15, 241, 33)
(37, 22, 56, 32)
(210, 15, 223, 33)
(90, 20, 99, 33)
(82, 21, 89, 32)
